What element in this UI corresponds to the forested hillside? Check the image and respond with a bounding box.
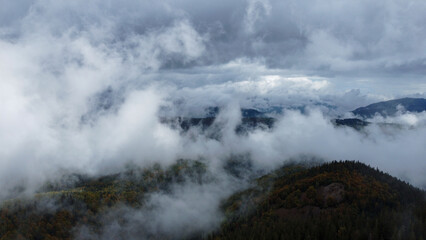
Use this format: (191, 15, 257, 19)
(0, 161, 425, 240)
(212, 161, 426, 240)
(0, 160, 208, 240)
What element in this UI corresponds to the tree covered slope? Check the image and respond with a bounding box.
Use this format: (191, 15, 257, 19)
(212, 161, 426, 240)
(0, 161, 425, 240)
(0, 160, 208, 240)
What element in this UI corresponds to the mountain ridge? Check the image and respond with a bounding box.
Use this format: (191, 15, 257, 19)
(352, 97, 426, 118)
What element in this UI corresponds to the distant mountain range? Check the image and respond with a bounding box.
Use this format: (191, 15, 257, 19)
(204, 97, 426, 121)
(352, 97, 426, 118)
(161, 98, 426, 133)
(334, 97, 426, 129)
(204, 107, 268, 118)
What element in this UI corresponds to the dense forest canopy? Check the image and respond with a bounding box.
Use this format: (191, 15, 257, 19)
(1, 161, 424, 240)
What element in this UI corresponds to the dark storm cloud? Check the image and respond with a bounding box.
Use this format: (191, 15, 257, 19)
(3, 0, 426, 77)
(161, 0, 426, 80)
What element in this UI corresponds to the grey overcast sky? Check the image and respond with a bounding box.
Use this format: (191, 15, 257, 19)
(1, 0, 426, 98)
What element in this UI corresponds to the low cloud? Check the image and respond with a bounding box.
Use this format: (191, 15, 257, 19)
(76, 177, 243, 240)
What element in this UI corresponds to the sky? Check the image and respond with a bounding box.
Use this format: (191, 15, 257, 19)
(2, 0, 426, 101)
(1, 1, 426, 238)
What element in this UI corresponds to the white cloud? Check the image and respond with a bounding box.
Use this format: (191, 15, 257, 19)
(244, 0, 272, 34)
